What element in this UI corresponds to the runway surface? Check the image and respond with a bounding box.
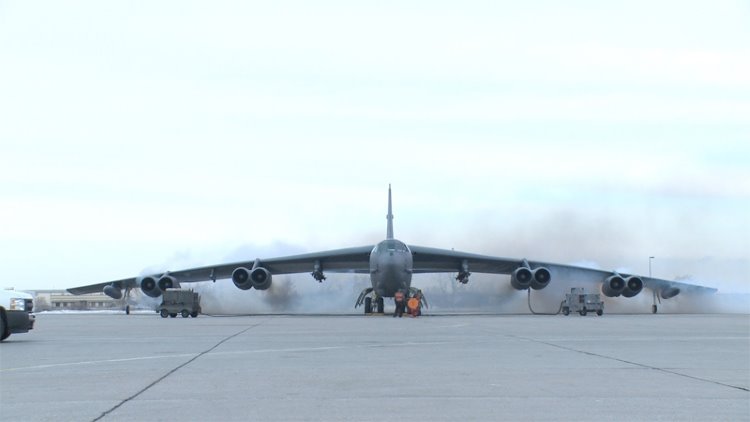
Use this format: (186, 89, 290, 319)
(1, 312, 748, 421)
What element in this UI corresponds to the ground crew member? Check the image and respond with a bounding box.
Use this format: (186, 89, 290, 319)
(393, 291, 406, 317)
(407, 297, 420, 317)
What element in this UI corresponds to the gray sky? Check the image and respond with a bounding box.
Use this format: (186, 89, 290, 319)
(1, 0, 748, 293)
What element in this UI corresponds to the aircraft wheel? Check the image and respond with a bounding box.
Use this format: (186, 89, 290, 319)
(0, 312, 8, 341)
(652, 305, 658, 314)
(160, 309, 169, 318)
(190, 311, 198, 318)
(580, 308, 587, 316)
(169, 313, 177, 318)
(364, 297, 372, 314)
(596, 309, 603, 316)
(376, 297, 384, 313)
(181, 310, 189, 318)
(562, 307, 570, 316)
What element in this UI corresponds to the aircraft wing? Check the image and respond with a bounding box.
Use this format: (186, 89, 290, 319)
(409, 245, 717, 294)
(67, 246, 374, 295)
(67, 278, 138, 295)
(156, 245, 374, 282)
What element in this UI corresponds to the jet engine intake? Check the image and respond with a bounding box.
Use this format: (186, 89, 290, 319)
(250, 267, 272, 290)
(232, 267, 254, 290)
(103, 284, 122, 299)
(622, 276, 643, 298)
(511, 267, 532, 290)
(158, 275, 178, 291)
(140, 276, 162, 298)
(601, 275, 625, 297)
(660, 287, 680, 299)
(530, 267, 551, 290)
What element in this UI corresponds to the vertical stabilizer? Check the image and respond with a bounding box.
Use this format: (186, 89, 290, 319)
(386, 184, 394, 239)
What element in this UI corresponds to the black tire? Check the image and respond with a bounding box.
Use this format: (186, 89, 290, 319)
(169, 313, 177, 318)
(376, 297, 384, 313)
(160, 309, 169, 318)
(125, 305, 130, 315)
(181, 310, 189, 318)
(364, 297, 372, 314)
(596, 309, 603, 316)
(0, 312, 8, 341)
(562, 307, 570, 316)
(580, 308, 587, 316)
(652, 305, 658, 314)
(190, 311, 198, 318)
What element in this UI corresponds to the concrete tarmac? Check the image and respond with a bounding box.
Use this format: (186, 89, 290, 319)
(1, 312, 748, 422)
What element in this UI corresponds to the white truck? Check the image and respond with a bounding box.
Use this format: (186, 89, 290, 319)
(562, 287, 604, 316)
(0, 289, 35, 341)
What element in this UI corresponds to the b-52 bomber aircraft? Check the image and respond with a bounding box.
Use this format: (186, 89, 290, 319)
(68, 186, 716, 314)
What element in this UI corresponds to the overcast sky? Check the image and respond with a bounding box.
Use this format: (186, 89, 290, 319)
(1, 1, 748, 294)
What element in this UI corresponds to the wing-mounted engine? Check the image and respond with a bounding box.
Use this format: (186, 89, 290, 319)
(249, 267, 272, 290)
(511, 260, 551, 290)
(158, 275, 180, 291)
(530, 267, 551, 290)
(601, 274, 625, 297)
(140, 276, 162, 298)
(622, 276, 643, 297)
(103, 284, 123, 299)
(232, 267, 254, 290)
(602, 273, 644, 298)
(232, 259, 273, 291)
(511, 267, 532, 290)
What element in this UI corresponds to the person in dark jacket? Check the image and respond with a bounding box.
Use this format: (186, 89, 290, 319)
(393, 291, 406, 317)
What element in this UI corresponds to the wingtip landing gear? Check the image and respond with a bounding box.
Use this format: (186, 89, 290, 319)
(120, 287, 133, 315)
(651, 289, 660, 314)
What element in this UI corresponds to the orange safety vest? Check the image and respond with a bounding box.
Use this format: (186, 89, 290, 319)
(407, 298, 419, 311)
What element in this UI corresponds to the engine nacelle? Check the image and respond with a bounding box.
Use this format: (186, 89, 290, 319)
(622, 276, 643, 298)
(530, 267, 551, 290)
(660, 287, 680, 299)
(232, 267, 254, 290)
(140, 276, 162, 298)
(158, 275, 179, 291)
(601, 275, 625, 297)
(103, 285, 122, 299)
(511, 267, 532, 290)
(250, 267, 272, 290)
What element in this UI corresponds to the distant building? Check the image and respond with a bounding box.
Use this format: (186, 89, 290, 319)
(24, 290, 119, 311)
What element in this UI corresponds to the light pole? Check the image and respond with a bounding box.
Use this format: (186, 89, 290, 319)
(649, 256, 655, 278)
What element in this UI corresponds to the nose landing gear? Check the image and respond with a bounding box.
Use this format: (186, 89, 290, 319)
(355, 288, 385, 314)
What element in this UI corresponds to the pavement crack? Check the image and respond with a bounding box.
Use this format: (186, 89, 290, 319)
(508, 334, 749, 393)
(92, 322, 262, 422)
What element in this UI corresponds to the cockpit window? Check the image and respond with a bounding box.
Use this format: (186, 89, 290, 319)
(378, 240, 408, 252)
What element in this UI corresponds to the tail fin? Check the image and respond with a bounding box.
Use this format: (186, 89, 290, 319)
(386, 184, 394, 239)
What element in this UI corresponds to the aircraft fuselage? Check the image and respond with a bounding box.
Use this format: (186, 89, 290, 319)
(369, 238, 413, 297)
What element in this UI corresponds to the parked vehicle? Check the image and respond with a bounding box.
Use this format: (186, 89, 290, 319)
(157, 289, 201, 318)
(562, 288, 604, 316)
(0, 289, 35, 341)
